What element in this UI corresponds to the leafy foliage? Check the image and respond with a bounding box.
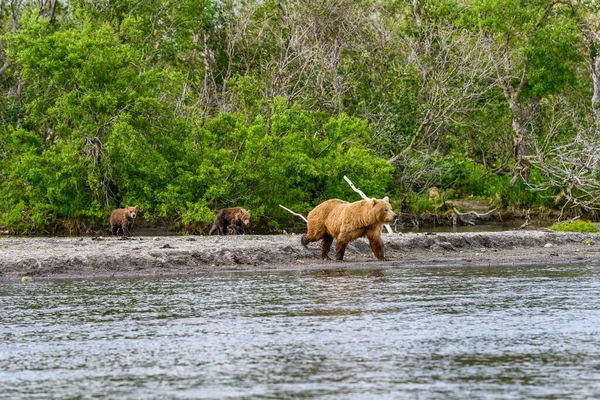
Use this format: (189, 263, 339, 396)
(550, 220, 599, 233)
(0, 0, 598, 233)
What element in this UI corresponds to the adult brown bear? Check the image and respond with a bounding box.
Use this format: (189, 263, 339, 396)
(301, 197, 397, 261)
(109, 205, 139, 237)
(208, 207, 251, 235)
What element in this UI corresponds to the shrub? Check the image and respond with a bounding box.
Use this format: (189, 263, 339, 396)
(549, 220, 599, 233)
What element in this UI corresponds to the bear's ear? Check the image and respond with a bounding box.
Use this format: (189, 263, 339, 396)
(371, 199, 377, 205)
(383, 196, 389, 202)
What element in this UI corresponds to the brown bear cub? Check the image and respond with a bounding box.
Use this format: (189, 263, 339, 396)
(209, 207, 251, 235)
(110, 205, 139, 237)
(301, 197, 397, 261)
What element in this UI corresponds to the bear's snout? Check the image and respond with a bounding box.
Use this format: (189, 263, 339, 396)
(385, 211, 398, 223)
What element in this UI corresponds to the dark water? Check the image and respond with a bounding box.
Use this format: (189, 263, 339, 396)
(1, 264, 600, 399)
(399, 223, 523, 233)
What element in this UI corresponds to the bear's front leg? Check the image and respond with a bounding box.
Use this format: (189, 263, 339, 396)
(367, 235, 386, 261)
(229, 223, 244, 234)
(121, 222, 130, 237)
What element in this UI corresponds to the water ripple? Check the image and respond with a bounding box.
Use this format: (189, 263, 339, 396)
(1, 264, 600, 399)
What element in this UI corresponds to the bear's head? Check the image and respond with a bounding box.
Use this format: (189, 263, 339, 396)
(239, 209, 251, 226)
(371, 197, 397, 223)
(125, 205, 139, 220)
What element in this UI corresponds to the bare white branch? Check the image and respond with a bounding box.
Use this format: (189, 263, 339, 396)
(279, 205, 308, 224)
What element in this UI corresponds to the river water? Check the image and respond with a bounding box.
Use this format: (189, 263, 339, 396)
(1, 264, 600, 399)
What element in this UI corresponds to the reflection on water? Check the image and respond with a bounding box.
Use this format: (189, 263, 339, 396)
(1, 264, 600, 399)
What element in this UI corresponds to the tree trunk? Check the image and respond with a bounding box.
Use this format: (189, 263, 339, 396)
(509, 103, 530, 186)
(592, 56, 600, 125)
(48, 0, 57, 23)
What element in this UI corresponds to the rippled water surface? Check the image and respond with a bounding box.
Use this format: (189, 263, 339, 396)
(2, 264, 600, 399)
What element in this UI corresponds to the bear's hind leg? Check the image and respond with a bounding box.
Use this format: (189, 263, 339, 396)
(334, 235, 352, 261)
(320, 234, 333, 260)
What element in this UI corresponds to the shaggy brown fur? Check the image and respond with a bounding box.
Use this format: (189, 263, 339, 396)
(301, 197, 397, 261)
(208, 207, 251, 235)
(110, 205, 139, 237)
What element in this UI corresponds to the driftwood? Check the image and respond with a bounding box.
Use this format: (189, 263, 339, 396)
(343, 176, 394, 233)
(450, 205, 498, 226)
(451, 207, 497, 218)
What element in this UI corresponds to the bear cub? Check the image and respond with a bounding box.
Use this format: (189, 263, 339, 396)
(110, 205, 139, 237)
(209, 207, 251, 235)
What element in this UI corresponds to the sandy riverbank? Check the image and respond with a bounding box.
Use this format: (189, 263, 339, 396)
(1, 231, 599, 280)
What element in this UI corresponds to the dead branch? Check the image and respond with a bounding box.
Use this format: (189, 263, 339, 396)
(343, 175, 370, 200)
(519, 212, 531, 230)
(279, 205, 308, 223)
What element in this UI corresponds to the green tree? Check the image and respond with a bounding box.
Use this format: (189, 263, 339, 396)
(461, 0, 583, 185)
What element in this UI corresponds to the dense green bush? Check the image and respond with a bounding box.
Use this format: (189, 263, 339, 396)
(1, 0, 599, 234)
(549, 220, 599, 233)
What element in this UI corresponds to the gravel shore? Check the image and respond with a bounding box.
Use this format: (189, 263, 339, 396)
(1, 231, 599, 280)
